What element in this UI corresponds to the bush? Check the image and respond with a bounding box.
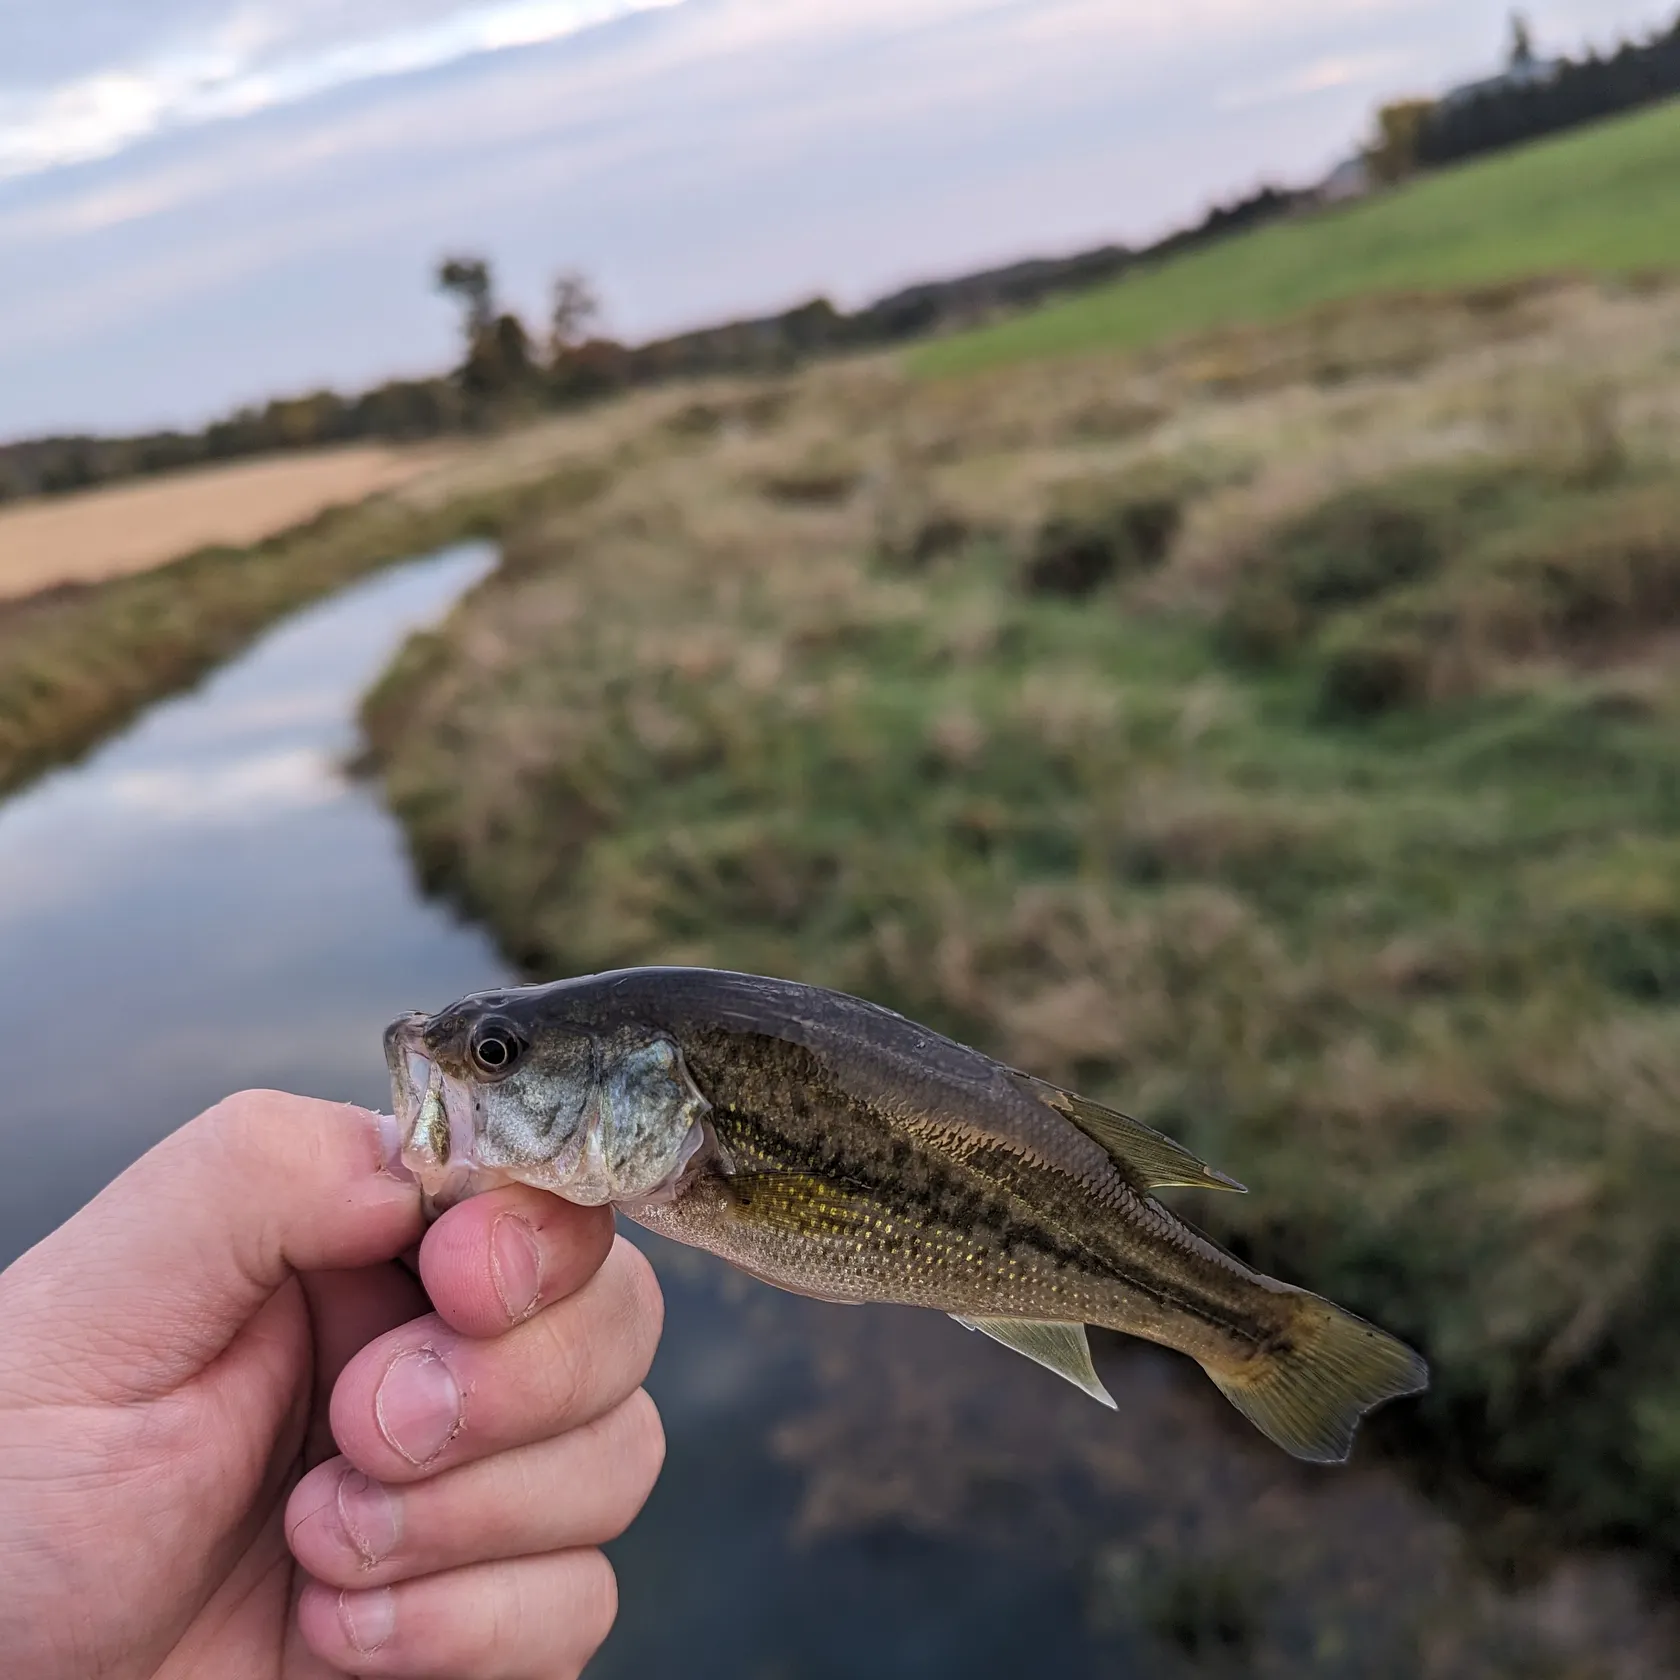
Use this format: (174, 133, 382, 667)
(1317, 626, 1435, 718)
(1021, 481, 1184, 598)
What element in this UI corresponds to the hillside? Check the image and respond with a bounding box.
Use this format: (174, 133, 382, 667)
(916, 97, 1680, 376)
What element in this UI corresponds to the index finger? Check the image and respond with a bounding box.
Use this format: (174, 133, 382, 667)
(418, 1185, 615, 1338)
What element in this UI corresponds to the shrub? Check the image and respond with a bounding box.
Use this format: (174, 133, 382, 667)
(1021, 480, 1185, 598)
(1317, 626, 1435, 718)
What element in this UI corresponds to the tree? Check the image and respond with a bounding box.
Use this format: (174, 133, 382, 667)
(435, 255, 495, 347)
(1365, 98, 1435, 185)
(1510, 12, 1535, 69)
(548, 270, 600, 363)
(462, 313, 536, 399)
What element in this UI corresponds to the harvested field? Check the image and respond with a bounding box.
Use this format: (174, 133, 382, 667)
(0, 444, 452, 600)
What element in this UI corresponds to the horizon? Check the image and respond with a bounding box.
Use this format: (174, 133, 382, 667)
(2, 0, 1670, 442)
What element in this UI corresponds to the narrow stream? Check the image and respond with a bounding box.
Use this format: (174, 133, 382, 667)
(0, 546, 1670, 1678)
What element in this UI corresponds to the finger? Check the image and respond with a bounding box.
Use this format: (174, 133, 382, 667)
(0, 1091, 421, 1404)
(300, 1265, 431, 1466)
(296, 1549, 618, 1679)
(330, 1236, 662, 1483)
(418, 1185, 614, 1338)
(288, 1388, 663, 1588)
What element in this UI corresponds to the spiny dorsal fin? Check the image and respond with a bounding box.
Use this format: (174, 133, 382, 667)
(1019, 1076, 1246, 1195)
(951, 1316, 1117, 1408)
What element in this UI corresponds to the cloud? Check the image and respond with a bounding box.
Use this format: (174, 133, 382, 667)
(2, 0, 1673, 436)
(0, 0, 689, 180)
(1219, 50, 1412, 111)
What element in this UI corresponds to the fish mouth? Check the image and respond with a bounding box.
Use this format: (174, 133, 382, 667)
(383, 1013, 488, 1217)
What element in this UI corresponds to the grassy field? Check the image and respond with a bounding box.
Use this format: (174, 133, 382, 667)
(915, 98, 1680, 376)
(362, 278, 1680, 1563)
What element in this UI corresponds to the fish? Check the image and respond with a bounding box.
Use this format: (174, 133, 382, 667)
(385, 965, 1427, 1463)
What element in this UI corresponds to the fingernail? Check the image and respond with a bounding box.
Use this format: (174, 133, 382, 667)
(491, 1213, 542, 1323)
(337, 1469, 402, 1567)
(338, 1586, 396, 1655)
(375, 1347, 463, 1466)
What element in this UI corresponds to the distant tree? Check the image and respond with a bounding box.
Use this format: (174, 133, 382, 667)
(433, 256, 541, 403)
(548, 271, 600, 363)
(462, 312, 536, 399)
(1509, 11, 1535, 69)
(551, 336, 633, 402)
(1365, 98, 1435, 184)
(435, 255, 496, 347)
(777, 297, 845, 355)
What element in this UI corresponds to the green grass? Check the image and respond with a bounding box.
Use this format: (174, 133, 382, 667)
(914, 98, 1680, 376)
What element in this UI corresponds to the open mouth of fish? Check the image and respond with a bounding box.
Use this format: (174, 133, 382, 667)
(382, 1012, 495, 1214)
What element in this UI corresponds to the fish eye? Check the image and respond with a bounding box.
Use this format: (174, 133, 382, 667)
(469, 1021, 523, 1076)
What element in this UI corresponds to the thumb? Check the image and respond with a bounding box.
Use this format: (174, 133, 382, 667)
(0, 1090, 424, 1404)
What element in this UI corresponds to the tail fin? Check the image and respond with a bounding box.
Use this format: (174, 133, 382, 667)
(1204, 1295, 1428, 1464)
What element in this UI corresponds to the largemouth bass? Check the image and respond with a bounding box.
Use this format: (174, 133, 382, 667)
(385, 966, 1426, 1462)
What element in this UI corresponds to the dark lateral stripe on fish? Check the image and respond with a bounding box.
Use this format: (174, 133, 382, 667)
(685, 1031, 1105, 1275)
(687, 1031, 1285, 1350)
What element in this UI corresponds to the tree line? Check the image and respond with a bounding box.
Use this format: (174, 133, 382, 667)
(1419, 12, 1680, 166)
(0, 181, 1301, 503)
(1368, 10, 1680, 180)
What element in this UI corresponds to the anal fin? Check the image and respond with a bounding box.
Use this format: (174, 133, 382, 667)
(951, 1316, 1117, 1409)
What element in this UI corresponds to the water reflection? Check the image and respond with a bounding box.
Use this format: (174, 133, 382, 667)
(0, 543, 1670, 1678)
(0, 543, 507, 1264)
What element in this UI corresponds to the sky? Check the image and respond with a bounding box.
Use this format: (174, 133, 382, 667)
(0, 0, 1671, 439)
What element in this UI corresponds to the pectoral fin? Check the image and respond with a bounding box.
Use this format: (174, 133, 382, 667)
(1020, 1076, 1247, 1194)
(951, 1315, 1117, 1409)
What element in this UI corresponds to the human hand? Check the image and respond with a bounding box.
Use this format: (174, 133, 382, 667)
(0, 1090, 665, 1679)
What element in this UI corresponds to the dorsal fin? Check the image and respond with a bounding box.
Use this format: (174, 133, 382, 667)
(951, 1316, 1117, 1408)
(1018, 1076, 1246, 1194)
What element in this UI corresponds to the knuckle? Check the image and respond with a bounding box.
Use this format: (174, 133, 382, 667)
(620, 1388, 667, 1492)
(195, 1088, 267, 1151)
(202, 1086, 288, 1132)
(603, 1242, 665, 1369)
(195, 1088, 320, 1180)
(535, 1253, 660, 1423)
(570, 1550, 620, 1656)
(579, 1390, 666, 1539)
(534, 1310, 595, 1423)
(620, 1241, 666, 1337)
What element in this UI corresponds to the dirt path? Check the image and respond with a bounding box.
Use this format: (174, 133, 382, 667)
(0, 445, 453, 601)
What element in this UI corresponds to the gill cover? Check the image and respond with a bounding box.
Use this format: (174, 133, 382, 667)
(478, 1032, 712, 1207)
